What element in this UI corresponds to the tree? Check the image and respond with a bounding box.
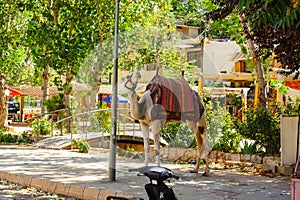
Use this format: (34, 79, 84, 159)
(206, 0, 300, 109)
(0, 71, 7, 127)
(79, 0, 192, 83)
(24, 0, 101, 132)
(0, 0, 36, 127)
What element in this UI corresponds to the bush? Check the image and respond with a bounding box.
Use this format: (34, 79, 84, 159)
(43, 94, 66, 134)
(95, 103, 111, 134)
(116, 146, 137, 158)
(0, 133, 18, 143)
(18, 132, 34, 144)
(159, 90, 281, 156)
(160, 122, 195, 148)
(0, 132, 33, 144)
(283, 97, 300, 116)
(205, 100, 242, 152)
(72, 139, 90, 153)
(237, 106, 280, 155)
(240, 140, 264, 154)
(30, 117, 52, 136)
(160, 97, 242, 151)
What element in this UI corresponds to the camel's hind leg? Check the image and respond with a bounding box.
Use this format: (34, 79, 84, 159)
(140, 122, 150, 166)
(186, 120, 201, 173)
(198, 127, 210, 176)
(199, 112, 210, 176)
(202, 132, 210, 176)
(187, 115, 210, 176)
(151, 119, 164, 166)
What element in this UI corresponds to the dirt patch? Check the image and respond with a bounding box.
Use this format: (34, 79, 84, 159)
(0, 179, 75, 200)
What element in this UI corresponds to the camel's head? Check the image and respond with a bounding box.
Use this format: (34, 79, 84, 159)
(121, 71, 141, 91)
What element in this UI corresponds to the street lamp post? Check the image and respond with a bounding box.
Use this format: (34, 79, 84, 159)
(109, 0, 120, 182)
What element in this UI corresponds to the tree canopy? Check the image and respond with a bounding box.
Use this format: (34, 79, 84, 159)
(206, 0, 300, 79)
(0, 1, 35, 86)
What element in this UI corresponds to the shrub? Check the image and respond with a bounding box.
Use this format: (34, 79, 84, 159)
(240, 140, 264, 154)
(72, 139, 90, 153)
(95, 103, 111, 134)
(237, 106, 280, 155)
(0, 133, 18, 143)
(44, 94, 67, 134)
(30, 117, 52, 136)
(18, 132, 34, 144)
(0, 132, 33, 144)
(43, 94, 65, 113)
(205, 100, 242, 152)
(283, 97, 300, 116)
(160, 122, 195, 148)
(116, 146, 138, 158)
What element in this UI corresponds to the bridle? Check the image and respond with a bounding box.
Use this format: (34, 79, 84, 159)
(124, 73, 139, 91)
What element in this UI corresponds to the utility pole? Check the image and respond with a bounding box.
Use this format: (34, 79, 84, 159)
(109, 0, 120, 182)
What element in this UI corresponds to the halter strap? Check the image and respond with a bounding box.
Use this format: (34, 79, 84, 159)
(124, 74, 137, 91)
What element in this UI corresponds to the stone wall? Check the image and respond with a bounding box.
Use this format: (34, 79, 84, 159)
(90, 144, 294, 176)
(154, 147, 293, 176)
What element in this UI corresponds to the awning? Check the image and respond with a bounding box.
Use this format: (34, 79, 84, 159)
(7, 89, 22, 97)
(102, 95, 129, 103)
(285, 80, 300, 90)
(8, 81, 90, 97)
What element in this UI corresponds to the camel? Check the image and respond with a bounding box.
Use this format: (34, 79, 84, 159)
(121, 71, 210, 175)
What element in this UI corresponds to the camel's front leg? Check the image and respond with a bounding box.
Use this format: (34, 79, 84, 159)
(151, 120, 163, 166)
(140, 122, 150, 166)
(203, 133, 210, 176)
(190, 128, 202, 173)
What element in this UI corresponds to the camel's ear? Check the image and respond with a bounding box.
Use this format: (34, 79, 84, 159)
(121, 74, 130, 81)
(135, 71, 141, 80)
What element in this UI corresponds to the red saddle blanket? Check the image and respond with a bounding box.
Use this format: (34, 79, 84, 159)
(148, 75, 195, 113)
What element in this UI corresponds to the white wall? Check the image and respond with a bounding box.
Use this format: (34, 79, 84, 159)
(281, 116, 299, 166)
(203, 40, 242, 74)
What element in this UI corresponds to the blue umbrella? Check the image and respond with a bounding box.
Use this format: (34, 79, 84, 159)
(102, 95, 129, 103)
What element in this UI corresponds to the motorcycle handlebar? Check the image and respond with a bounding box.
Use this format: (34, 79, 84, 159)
(172, 174, 180, 180)
(128, 166, 180, 181)
(128, 168, 140, 172)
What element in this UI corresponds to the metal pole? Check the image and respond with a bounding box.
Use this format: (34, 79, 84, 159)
(109, 0, 120, 182)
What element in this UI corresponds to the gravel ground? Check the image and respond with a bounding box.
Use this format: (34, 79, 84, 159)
(0, 180, 77, 200)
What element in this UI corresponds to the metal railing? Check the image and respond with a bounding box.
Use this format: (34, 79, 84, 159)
(20, 107, 141, 146)
(51, 108, 141, 141)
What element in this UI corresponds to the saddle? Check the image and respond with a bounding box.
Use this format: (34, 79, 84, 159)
(146, 75, 204, 121)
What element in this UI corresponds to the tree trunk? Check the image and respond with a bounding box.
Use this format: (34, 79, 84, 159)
(64, 65, 73, 134)
(238, 13, 267, 110)
(41, 64, 49, 115)
(0, 71, 7, 127)
(246, 39, 267, 109)
(255, 58, 267, 109)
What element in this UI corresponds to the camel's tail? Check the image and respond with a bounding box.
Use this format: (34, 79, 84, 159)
(197, 104, 211, 157)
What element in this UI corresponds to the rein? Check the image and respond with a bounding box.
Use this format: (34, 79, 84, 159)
(124, 74, 137, 91)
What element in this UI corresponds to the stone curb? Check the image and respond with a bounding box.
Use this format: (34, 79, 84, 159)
(0, 170, 135, 200)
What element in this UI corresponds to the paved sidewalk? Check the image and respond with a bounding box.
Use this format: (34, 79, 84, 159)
(0, 145, 291, 200)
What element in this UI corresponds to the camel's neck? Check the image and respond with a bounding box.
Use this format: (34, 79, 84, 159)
(128, 91, 144, 120)
(128, 90, 151, 120)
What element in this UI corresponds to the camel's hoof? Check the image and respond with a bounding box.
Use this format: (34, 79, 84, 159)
(189, 169, 198, 173)
(202, 172, 209, 177)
